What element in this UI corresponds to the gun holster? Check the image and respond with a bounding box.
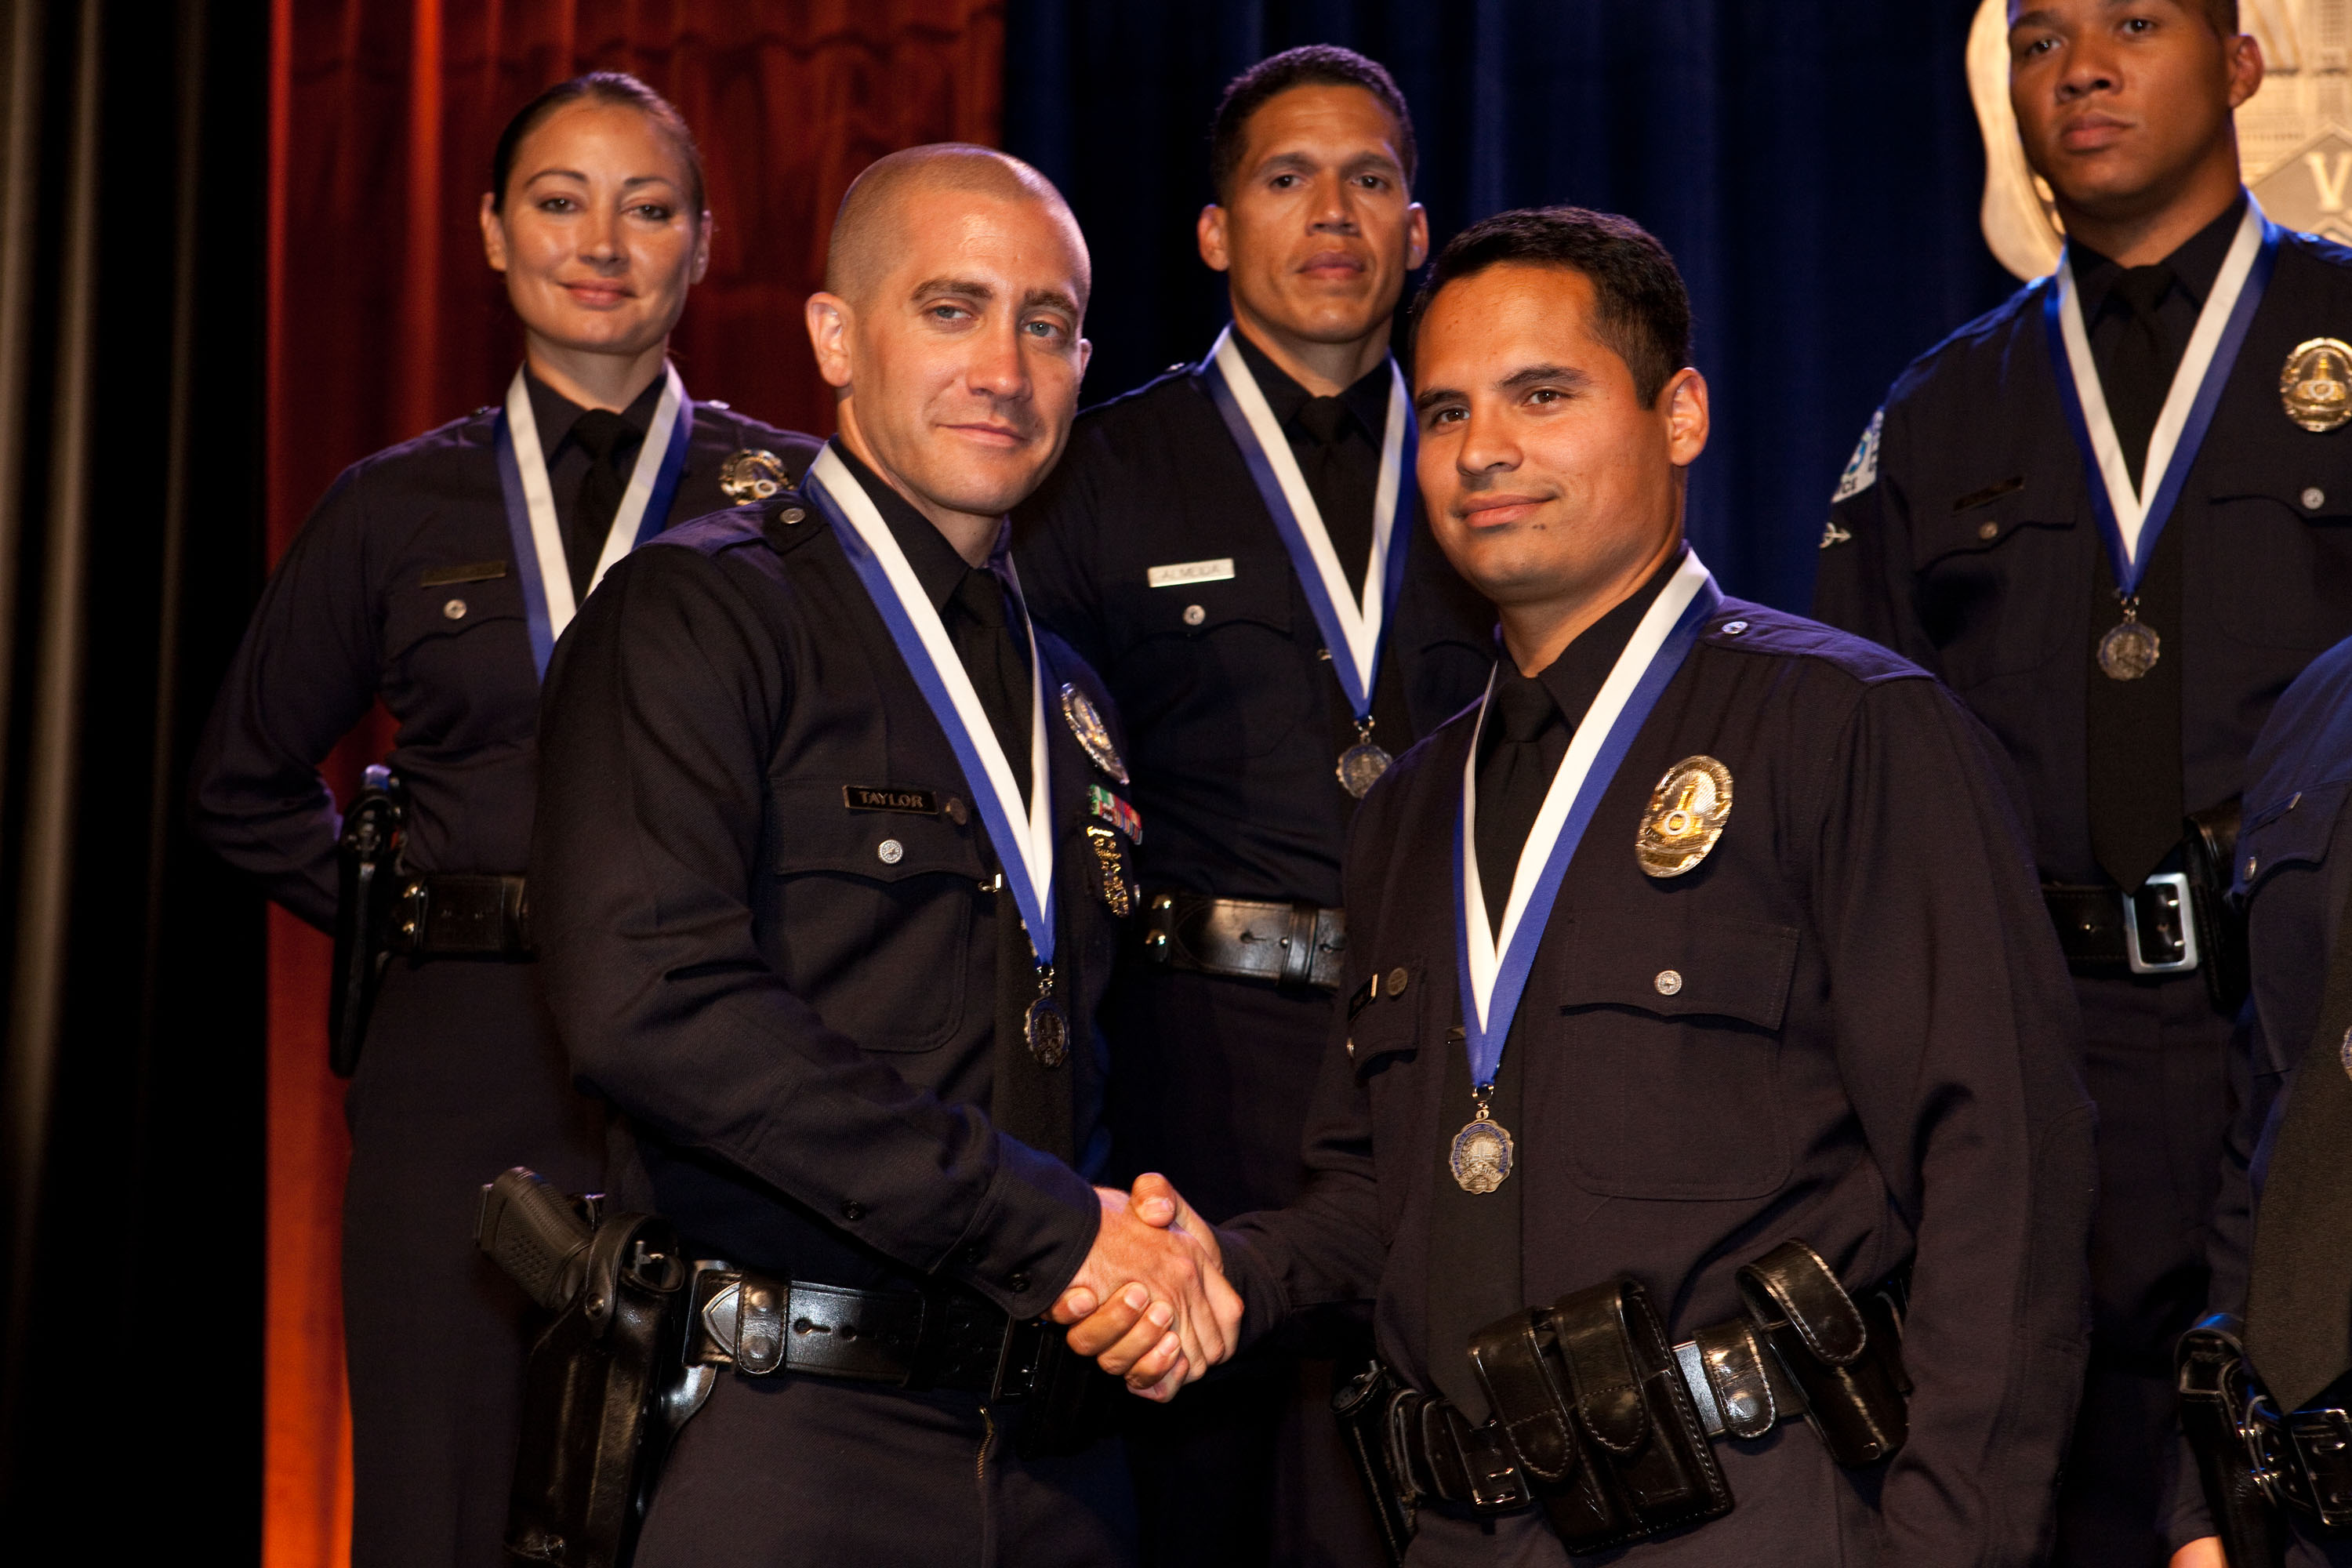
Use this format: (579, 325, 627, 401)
(329, 766, 405, 1077)
(2178, 1315, 2289, 1568)
(479, 1168, 698, 1568)
(2184, 800, 2251, 1017)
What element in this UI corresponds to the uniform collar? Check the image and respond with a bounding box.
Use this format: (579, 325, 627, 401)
(522, 364, 663, 453)
(2067, 188, 2248, 321)
(826, 441, 1011, 612)
(1226, 325, 1395, 444)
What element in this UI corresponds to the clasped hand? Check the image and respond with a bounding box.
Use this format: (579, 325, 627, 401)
(1050, 1173, 1240, 1402)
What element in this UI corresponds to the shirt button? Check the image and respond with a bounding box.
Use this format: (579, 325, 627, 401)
(2303, 487, 2327, 511)
(442, 598, 467, 620)
(1654, 968, 1684, 996)
(2246, 855, 2259, 878)
(877, 839, 904, 865)
(1385, 967, 1410, 997)
(1720, 621, 1747, 637)
(779, 506, 806, 524)
(1007, 1272, 1031, 1294)
(1976, 521, 1998, 541)
(944, 796, 969, 826)
(1182, 603, 1206, 627)
(962, 1244, 986, 1266)
(840, 1200, 865, 1221)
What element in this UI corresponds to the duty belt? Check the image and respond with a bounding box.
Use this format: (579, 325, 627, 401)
(2043, 877, 2203, 974)
(387, 873, 532, 958)
(1143, 891, 1346, 989)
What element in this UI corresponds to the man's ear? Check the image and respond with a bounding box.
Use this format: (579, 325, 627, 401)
(1197, 204, 1232, 274)
(1662, 366, 1710, 467)
(480, 193, 509, 273)
(2227, 31, 2266, 110)
(805, 292, 854, 390)
(1406, 202, 1430, 272)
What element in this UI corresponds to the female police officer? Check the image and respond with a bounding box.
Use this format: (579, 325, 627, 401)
(191, 73, 817, 1568)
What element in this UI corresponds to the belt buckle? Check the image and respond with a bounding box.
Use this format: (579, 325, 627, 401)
(1460, 1425, 1532, 1512)
(2122, 871, 2201, 975)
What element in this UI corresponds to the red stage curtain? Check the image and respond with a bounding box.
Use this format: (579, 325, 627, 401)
(263, 5, 1004, 1562)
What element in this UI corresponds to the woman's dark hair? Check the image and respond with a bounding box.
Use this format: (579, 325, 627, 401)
(1209, 45, 1417, 202)
(488, 71, 706, 216)
(1412, 207, 1693, 406)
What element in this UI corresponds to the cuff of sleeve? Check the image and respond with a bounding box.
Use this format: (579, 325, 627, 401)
(939, 1133, 1099, 1319)
(1214, 1228, 1291, 1356)
(2161, 1425, 2220, 1555)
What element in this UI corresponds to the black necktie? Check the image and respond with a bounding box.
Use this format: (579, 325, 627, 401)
(1475, 673, 1563, 931)
(946, 567, 1032, 800)
(568, 410, 640, 604)
(2104, 264, 2176, 489)
(1296, 394, 1375, 594)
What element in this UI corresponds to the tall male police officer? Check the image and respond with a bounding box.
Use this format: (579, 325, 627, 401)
(1014, 46, 1494, 1564)
(1813, 4, 2352, 1559)
(1066, 208, 2096, 1566)
(529, 145, 1239, 1564)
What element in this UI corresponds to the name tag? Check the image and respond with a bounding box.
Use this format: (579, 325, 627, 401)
(1146, 557, 1236, 589)
(843, 785, 938, 815)
(419, 560, 510, 587)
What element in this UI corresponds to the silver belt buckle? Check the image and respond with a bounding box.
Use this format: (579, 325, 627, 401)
(2122, 871, 2201, 975)
(1673, 1339, 1726, 1437)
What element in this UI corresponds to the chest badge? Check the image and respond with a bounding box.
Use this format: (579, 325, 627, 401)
(1060, 683, 1130, 785)
(2281, 338, 2352, 433)
(1636, 756, 1734, 878)
(719, 448, 789, 504)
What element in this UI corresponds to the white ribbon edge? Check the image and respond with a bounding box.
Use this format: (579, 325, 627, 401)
(1209, 326, 1403, 700)
(2053, 196, 2263, 570)
(501, 361, 686, 639)
(810, 444, 1054, 933)
(1459, 550, 1715, 1034)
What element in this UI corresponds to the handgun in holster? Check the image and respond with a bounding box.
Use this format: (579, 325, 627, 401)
(328, 764, 405, 1077)
(478, 1167, 699, 1568)
(2179, 1315, 2291, 1568)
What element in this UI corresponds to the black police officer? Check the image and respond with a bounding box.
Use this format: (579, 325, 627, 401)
(1068, 206, 2096, 1568)
(191, 74, 816, 1568)
(1012, 47, 1494, 1563)
(2165, 634, 2352, 1567)
(529, 145, 1240, 1564)
(1812, 5, 2352, 1559)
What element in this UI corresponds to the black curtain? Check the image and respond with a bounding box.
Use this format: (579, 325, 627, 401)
(0, 0, 267, 1539)
(1004, 0, 2017, 611)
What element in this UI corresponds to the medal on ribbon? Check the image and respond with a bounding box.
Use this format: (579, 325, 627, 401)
(1201, 326, 1414, 797)
(2043, 198, 2277, 682)
(1452, 553, 1721, 1194)
(494, 362, 694, 679)
(804, 444, 1067, 1065)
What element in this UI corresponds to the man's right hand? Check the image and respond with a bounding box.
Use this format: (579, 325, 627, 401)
(1052, 1174, 1237, 1399)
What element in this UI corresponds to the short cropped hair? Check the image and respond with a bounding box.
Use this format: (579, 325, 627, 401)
(1413, 207, 1693, 407)
(823, 144, 1088, 307)
(491, 71, 705, 216)
(1208, 45, 1417, 201)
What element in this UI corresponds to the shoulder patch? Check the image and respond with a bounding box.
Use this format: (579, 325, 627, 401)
(1831, 409, 1882, 503)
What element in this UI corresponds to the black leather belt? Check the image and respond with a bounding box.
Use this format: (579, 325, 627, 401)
(2043, 875, 2201, 974)
(387, 873, 532, 957)
(1142, 891, 1346, 989)
(685, 1265, 1061, 1399)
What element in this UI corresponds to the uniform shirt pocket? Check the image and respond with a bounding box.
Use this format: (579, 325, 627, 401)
(767, 779, 989, 1051)
(379, 572, 538, 743)
(2236, 778, 2348, 902)
(1545, 910, 1800, 1201)
(2201, 448, 2352, 652)
(1911, 470, 2080, 688)
(1114, 556, 1319, 760)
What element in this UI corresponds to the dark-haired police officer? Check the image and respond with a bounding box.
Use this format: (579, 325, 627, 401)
(529, 144, 1240, 1564)
(1812, 5, 2352, 1561)
(1013, 45, 1492, 1565)
(190, 74, 815, 1568)
(1065, 205, 2095, 1567)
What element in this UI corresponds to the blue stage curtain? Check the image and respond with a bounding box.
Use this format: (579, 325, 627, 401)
(1004, 0, 2016, 611)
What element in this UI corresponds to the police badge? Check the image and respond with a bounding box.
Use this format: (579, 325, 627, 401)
(718, 448, 789, 505)
(1636, 756, 1734, 878)
(2281, 338, 2352, 433)
(1059, 683, 1130, 785)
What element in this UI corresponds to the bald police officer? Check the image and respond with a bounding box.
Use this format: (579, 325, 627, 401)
(530, 145, 1238, 1565)
(1813, 5, 2352, 1559)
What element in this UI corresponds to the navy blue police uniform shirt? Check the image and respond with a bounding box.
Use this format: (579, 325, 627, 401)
(191, 372, 818, 927)
(1013, 336, 1496, 910)
(1217, 597, 2096, 1566)
(528, 452, 1139, 1319)
(1813, 205, 2352, 882)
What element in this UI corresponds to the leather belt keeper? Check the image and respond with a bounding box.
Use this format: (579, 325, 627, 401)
(388, 873, 532, 957)
(1142, 891, 1346, 989)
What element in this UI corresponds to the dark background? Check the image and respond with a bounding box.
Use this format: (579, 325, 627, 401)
(0, 0, 2014, 1546)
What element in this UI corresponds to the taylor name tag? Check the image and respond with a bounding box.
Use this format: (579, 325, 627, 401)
(843, 785, 938, 815)
(1146, 557, 1236, 589)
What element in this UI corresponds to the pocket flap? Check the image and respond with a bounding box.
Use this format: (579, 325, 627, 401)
(1556, 913, 1799, 1032)
(1345, 961, 1422, 1075)
(1138, 554, 1294, 637)
(386, 571, 528, 654)
(1911, 467, 2078, 570)
(770, 779, 987, 882)
(2237, 779, 2350, 898)
(2202, 447, 2352, 517)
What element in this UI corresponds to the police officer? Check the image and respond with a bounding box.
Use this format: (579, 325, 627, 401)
(191, 74, 815, 1568)
(1012, 46, 1493, 1562)
(1812, 5, 2352, 1559)
(528, 145, 1240, 1564)
(1063, 207, 2096, 1566)
(2166, 635, 2352, 1567)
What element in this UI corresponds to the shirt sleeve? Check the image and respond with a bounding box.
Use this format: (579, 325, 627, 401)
(188, 465, 385, 931)
(1811, 405, 1941, 673)
(528, 542, 1100, 1319)
(1814, 676, 2096, 1567)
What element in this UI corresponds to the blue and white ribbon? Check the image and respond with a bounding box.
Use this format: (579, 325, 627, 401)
(495, 361, 692, 677)
(2043, 196, 2275, 597)
(1201, 326, 1413, 723)
(1455, 552, 1721, 1090)
(807, 443, 1056, 967)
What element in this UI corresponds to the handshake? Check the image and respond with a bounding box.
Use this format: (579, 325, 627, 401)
(1049, 1173, 1243, 1403)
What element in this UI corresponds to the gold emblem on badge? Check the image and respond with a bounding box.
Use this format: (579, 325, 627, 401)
(1059, 683, 1129, 785)
(2281, 338, 2352, 433)
(1636, 756, 1733, 878)
(718, 448, 789, 504)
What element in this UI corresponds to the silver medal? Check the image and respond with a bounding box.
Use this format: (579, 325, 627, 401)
(2098, 618, 2161, 681)
(1337, 742, 1393, 798)
(1449, 1116, 1515, 1195)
